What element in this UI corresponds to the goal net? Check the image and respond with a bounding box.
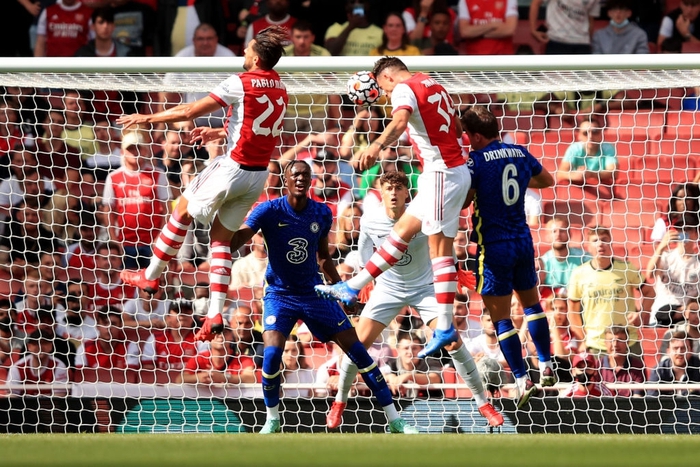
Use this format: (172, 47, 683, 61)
(0, 55, 699, 434)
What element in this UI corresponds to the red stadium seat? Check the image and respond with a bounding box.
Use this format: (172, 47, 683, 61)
(605, 110, 664, 141)
(639, 327, 667, 373)
(664, 110, 700, 140)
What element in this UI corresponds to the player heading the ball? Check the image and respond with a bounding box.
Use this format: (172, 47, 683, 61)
(116, 26, 289, 342)
(317, 56, 469, 358)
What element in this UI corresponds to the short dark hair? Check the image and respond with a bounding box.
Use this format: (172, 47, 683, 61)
(586, 226, 612, 241)
(291, 19, 313, 33)
(284, 159, 310, 176)
(253, 26, 288, 70)
(606, 0, 632, 10)
(460, 106, 499, 139)
(379, 170, 409, 189)
(372, 56, 408, 79)
(91, 7, 115, 23)
(26, 328, 54, 346)
(95, 305, 122, 324)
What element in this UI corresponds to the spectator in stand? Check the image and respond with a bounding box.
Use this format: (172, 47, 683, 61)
(75, 7, 136, 57)
(559, 352, 612, 397)
(60, 89, 98, 159)
(102, 131, 170, 269)
(161, 24, 236, 128)
(650, 183, 700, 245)
(229, 232, 268, 292)
(280, 334, 315, 398)
(404, 0, 457, 47)
(244, 0, 296, 46)
(0, 199, 61, 277)
(660, 300, 700, 354)
(537, 216, 592, 294)
(542, 291, 577, 383)
(632, 0, 665, 44)
(229, 305, 264, 368)
(646, 222, 700, 326)
(338, 106, 386, 163)
(283, 19, 330, 56)
(416, 9, 458, 56)
(6, 328, 68, 395)
(648, 330, 700, 396)
(370, 12, 421, 56)
(12, 268, 47, 340)
(599, 325, 645, 397)
(281, 21, 340, 134)
(85, 118, 122, 183)
(141, 299, 203, 378)
(74, 305, 137, 383)
(386, 331, 442, 398)
(178, 327, 256, 385)
(95, 0, 157, 56)
(457, 0, 518, 55)
(64, 210, 98, 281)
(529, 0, 600, 55)
(175, 159, 210, 268)
(0, 155, 54, 222)
(34, 109, 82, 187)
(567, 226, 655, 357)
(556, 117, 618, 196)
(154, 0, 226, 57)
(34, 0, 93, 57)
(592, 0, 649, 54)
(55, 280, 98, 346)
(331, 203, 362, 264)
(154, 128, 197, 192)
(191, 281, 210, 321)
(325, 0, 383, 56)
(309, 149, 354, 219)
(465, 309, 513, 393)
(452, 294, 482, 342)
(91, 241, 138, 310)
(122, 279, 170, 331)
(657, 0, 700, 52)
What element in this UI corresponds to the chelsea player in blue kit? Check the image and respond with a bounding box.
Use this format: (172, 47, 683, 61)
(462, 107, 557, 408)
(228, 160, 417, 434)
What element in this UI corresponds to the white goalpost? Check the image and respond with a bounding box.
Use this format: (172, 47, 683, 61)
(0, 55, 699, 434)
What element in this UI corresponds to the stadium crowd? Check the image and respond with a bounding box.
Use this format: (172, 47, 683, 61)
(1, 0, 700, 401)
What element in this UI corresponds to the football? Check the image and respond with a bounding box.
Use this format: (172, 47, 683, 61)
(346, 71, 381, 106)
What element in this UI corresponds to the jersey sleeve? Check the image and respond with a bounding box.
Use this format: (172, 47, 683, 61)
(526, 150, 544, 176)
(242, 202, 268, 233)
(357, 217, 375, 266)
(74, 343, 87, 368)
(390, 82, 417, 115)
(319, 204, 334, 238)
(101, 175, 115, 207)
(210, 74, 244, 108)
(601, 143, 618, 168)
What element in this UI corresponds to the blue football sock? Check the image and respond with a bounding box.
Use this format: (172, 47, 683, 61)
(525, 303, 552, 362)
(345, 340, 393, 407)
(494, 319, 527, 379)
(261, 346, 283, 410)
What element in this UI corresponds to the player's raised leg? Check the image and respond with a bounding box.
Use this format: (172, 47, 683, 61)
(332, 328, 418, 434)
(315, 215, 420, 306)
(120, 198, 193, 293)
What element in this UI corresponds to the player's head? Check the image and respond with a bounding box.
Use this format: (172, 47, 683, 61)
(247, 25, 287, 71)
(585, 226, 613, 259)
(95, 304, 125, 341)
(290, 20, 315, 56)
(283, 159, 312, 198)
(91, 7, 116, 41)
(372, 56, 409, 94)
(379, 170, 410, 212)
(192, 23, 220, 57)
(460, 106, 499, 149)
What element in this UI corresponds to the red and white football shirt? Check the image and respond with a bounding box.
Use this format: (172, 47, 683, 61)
(91, 278, 137, 310)
(7, 355, 68, 395)
(184, 350, 255, 375)
(245, 15, 296, 46)
(37, 1, 93, 57)
(458, 0, 518, 55)
(74, 339, 129, 369)
(209, 69, 289, 168)
(391, 73, 465, 170)
(144, 329, 200, 370)
(102, 165, 169, 247)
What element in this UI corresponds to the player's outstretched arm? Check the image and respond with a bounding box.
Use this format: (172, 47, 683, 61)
(116, 96, 223, 130)
(190, 126, 226, 147)
(229, 224, 257, 253)
(354, 109, 410, 171)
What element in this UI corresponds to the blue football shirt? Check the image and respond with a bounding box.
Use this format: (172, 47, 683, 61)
(244, 197, 333, 295)
(468, 140, 543, 244)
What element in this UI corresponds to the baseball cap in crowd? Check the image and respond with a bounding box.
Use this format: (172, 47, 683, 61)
(313, 148, 339, 162)
(121, 132, 145, 151)
(572, 352, 597, 368)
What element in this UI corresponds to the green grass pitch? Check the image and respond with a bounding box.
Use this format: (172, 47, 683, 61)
(1, 433, 698, 467)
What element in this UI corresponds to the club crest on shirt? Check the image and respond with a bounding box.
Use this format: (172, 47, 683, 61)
(310, 222, 320, 233)
(265, 315, 276, 325)
(396, 252, 412, 267)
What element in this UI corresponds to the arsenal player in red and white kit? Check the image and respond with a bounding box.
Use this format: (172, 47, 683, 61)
(316, 56, 470, 358)
(116, 26, 289, 342)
